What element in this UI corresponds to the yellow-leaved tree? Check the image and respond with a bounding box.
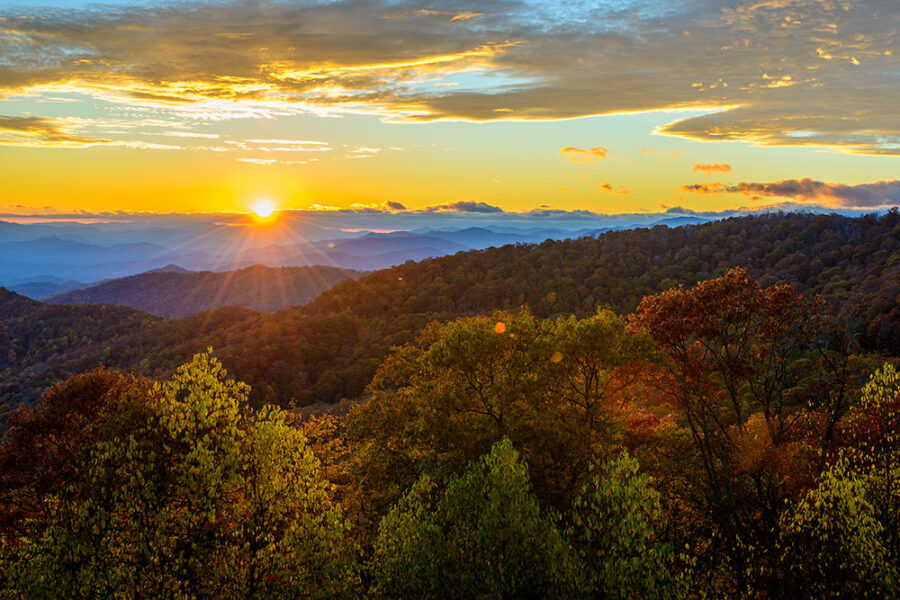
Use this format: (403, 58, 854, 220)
(780, 363, 900, 599)
(1, 350, 357, 599)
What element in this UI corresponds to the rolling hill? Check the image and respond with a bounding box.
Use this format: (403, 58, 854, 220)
(46, 264, 360, 318)
(3, 211, 900, 413)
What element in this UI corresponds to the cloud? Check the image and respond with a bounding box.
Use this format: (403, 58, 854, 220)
(560, 146, 608, 163)
(449, 11, 483, 22)
(163, 131, 220, 139)
(245, 139, 329, 147)
(599, 179, 630, 195)
(682, 182, 728, 194)
(682, 178, 900, 208)
(0, 0, 896, 154)
(347, 146, 381, 159)
(426, 201, 504, 213)
(0, 115, 105, 147)
(5, 202, 892, 236)
(641, 148, 681, 159)
(693, 162, 732, 175)
(344, 201, 407, 212)
(234, 139, 331, 152)
(236, 157, 309, 166)
(0, 115, 190, 149)
(385, 8, 484, 22)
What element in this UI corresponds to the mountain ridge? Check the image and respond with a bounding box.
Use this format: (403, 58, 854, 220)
(47, 264, 360, 318)
(3, 211, 900, 412)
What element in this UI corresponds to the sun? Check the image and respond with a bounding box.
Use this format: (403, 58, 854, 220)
(252, 199, 276, 219)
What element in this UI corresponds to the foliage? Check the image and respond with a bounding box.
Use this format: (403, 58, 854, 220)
(350, 308, 656, 524)
(370, 438, 582, 600)
(628, 267, 863, 595)
(0, 351, 357, 599)
(841, 364, 900, 548)
(0, 368, 157, 537)
(0, 289, 160, 421)
(779, 456, 897, 599)
(570, 451, 689, 600)
(776, 362, 900, 598)
(3, 213, 900, 599)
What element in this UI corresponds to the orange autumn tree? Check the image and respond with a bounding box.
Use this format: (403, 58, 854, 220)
(629, 267, 854, 597)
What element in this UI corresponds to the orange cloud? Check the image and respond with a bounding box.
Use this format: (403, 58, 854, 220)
(600, 179, 630, 194)
(642, 148, 681, 158)
(693, 162, 732, 175)
(682, 182, 728, 194)
(449, 11, 484, 22)
(682, 178, 900, 208)
(559, 146, 608, 163)
(409, 9, 484, 22)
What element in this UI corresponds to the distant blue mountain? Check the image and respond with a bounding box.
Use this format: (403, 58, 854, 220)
(8, 280, 86, 300)
(649, 216, 711, 228)
(0, 237, 167, 265)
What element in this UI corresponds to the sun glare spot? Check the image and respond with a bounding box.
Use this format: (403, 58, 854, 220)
(253, 199, 276, 219)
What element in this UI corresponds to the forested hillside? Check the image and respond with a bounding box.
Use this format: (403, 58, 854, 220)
(47, 264, 359, 317)
(2, 272, 897, 598)
(2, 211, 899, 411)
(0, 290, 160, 419)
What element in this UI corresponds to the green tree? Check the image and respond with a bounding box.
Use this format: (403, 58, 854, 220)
(780, 458, 897, 599)
(351, 308, 655, 524)
(1, 350, 357, 599)
(779, 364, 900, 599)
(370, 438, 582, 600)
(840, 363, 900, 554)
(570, 451, 689, 599)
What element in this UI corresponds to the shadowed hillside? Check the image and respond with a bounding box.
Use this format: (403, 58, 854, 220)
(46, 264, 360, 317)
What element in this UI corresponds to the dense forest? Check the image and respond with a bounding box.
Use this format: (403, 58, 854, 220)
(47, 264, 360, 317)
(3, 211, 899, 413)
(1, 264, 897, 598)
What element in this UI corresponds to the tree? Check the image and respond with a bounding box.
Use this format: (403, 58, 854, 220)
(350, 308, 656, 526)
(0, 368, 157, 538)
(628, 268, 850, 596)
(370, 438, 582, 599)
(839, 362, 900, 555)
(780, 458, 898, 599)
(1, 350, 357, 599)
(777, 362, 900, 599)
(570, 451, 690, 599)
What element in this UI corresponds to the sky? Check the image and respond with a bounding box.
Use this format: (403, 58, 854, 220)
(0, 0, 897, 224)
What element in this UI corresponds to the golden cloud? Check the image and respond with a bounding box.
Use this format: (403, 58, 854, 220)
(0, 0, 896, 154)
(560, 146, 608, 163)
(600, 179, 630, 194)
(693, 162, 732, 175)
(0, 115, 105, 147)
(683, 178, 900, 208)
